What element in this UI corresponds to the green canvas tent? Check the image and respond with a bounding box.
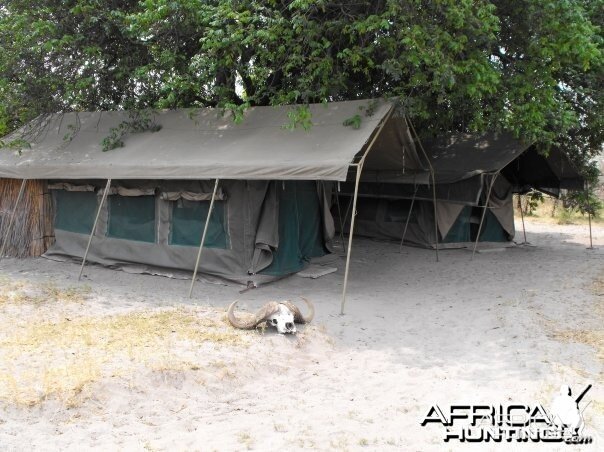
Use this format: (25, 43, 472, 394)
(335, 131, 583, 249)
(0, 100, 404, 308)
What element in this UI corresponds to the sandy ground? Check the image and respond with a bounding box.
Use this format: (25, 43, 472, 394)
(0, 218, 602, 451)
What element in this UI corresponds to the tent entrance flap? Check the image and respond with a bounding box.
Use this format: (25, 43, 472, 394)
(260, 181, 327, 276)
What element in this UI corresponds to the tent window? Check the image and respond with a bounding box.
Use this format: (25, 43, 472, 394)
(385, 199, 417, 223)
(170, 200, 228, 248)
(107, 196, 156, 243)
(53, 190, 97, 234)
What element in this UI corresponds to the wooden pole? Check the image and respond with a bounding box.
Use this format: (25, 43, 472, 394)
(78, 179, 112, 281)
(189, 179, 220, 298)
(0, 179, 27, 261)
(472, 172, 498, 259)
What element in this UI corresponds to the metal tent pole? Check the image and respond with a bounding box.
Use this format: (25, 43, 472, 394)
(78, 178, 112, 281)
(340, 107, 394, 315)
(340, 163, 363, 315)
(586, 181, 594, 250)
(472, 172, 499, 259)
(189, 178, 220, 298)
(399, 186, 418, 253)
(0, 179, 27, 261)
(519, 195, 528, 244)
(334, 183, 346, 251)
(407, 117, 439, 261)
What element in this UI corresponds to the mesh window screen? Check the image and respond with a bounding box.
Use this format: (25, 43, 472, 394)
(108, 196, 156, 243)
(53, 190, 97, 234)
(170, 200, 228, 248)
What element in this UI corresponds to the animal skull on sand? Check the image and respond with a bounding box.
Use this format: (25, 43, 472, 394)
(227, 298, 314, 334)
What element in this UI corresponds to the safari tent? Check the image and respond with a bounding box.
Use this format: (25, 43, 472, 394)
(0, 100, 408, 310)
(0, 99, 583, 311)
(335, 131, 584, 249)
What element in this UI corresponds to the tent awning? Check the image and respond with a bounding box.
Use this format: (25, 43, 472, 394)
(0, 100, 392, 181)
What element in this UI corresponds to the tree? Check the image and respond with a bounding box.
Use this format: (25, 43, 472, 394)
(0, 0, 602, 175)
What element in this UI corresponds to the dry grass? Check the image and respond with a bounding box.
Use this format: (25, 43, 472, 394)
(517, 196, 604, 226)
(0, 278, 250, 407)
(542, 272, 604, 364)
(0, 179, 54, 257)
(0, 277, 91, 305)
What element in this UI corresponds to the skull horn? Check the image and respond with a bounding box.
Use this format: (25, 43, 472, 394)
(282, 297, 315, 324)
(227, 300, 280, 330)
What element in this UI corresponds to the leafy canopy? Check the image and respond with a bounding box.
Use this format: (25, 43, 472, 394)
(0, 0, 602, 171)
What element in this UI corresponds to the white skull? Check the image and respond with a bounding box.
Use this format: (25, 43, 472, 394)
(267, 303, 296, 334)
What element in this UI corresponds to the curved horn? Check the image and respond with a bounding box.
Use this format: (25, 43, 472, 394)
(227, 300, 280, 329)
(283, 297, 315, 324)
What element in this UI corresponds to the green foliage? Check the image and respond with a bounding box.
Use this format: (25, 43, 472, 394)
(101, 110, 161, 152)
(563, 190, 603, 217)
(284, 105, 313, 131)
(0, 0, 601, 174)
(343, 115, 362, 130)
(0, 138, 31, 155)
(521, 190, 545, 216)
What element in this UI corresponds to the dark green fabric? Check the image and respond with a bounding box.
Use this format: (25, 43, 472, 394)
(442, 206, 472, 243)
(479, 209, 509, 242)
(108, 196, 156, 243)
(385, 199, 417, 224)
(261, 181, 326, 276)
(170, 200, 228, 248)
(53, 190, 97, 234)
(443, 206, 508, 243)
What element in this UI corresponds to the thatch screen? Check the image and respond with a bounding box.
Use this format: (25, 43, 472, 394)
(0, 179, 54, 257)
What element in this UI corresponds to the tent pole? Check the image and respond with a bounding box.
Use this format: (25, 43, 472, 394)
(399, 186, 418, 253)
(586, 181, 594, 250)
(340, 163, 363, 315)
(519, 195, 528, 244)
(340, 107, 394, 315)
(189, 178, 220, 298)
(0, 179, 27, 261)
(78, 178, 112, 281)
(334, 184, 346, 252)
(341, 195, 354, 254)
(431, 174, 439, 261)
(406, 117, 439, 262)
(472, 172, 499, 259)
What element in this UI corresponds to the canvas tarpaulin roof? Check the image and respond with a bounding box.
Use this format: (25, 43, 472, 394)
(0, 100, 393, 181)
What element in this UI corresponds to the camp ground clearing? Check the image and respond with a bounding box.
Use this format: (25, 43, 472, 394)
(0, 218, 602, 450)
(0, 100, 602, 450)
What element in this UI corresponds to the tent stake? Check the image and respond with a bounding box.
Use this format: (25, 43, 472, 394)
(399, 186, 418, 253)
(78, 179, 112, 281)
(0, 179, 27, 261)
(189, 179, 220, 298)
(472, 172, 499, 259)
(340, 163, 363, 315)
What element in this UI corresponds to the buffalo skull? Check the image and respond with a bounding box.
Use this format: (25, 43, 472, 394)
(227, 298, 314, 334)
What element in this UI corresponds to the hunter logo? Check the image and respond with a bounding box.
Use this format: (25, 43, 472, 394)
(421, 384, 593, 444)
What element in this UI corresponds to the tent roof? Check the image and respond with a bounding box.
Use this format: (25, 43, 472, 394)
(426, 132, 532, 183)
(0, 100, 392, 181)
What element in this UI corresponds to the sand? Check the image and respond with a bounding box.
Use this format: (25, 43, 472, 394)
(0, 218, 602, 451)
